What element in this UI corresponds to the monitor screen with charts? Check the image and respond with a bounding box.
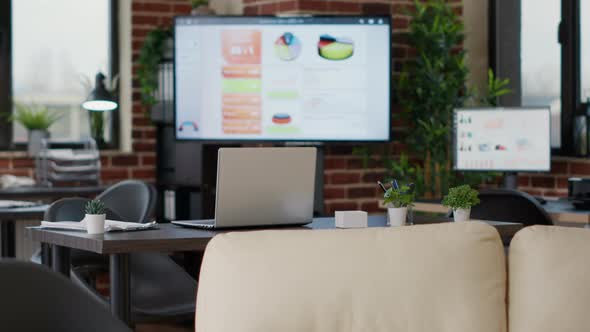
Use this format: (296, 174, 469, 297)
(453, 108, 551, 172)
(174, 16, 391, 142)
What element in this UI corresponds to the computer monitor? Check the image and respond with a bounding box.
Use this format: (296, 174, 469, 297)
(174, 16, 391, 142)
(453, 107, 551, 172)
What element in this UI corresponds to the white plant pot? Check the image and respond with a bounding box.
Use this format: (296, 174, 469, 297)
(85, 214, 106, 234)
(453, 208, 471, 222)
(387, 206, 408, 227)
(28, 130, 49, 156)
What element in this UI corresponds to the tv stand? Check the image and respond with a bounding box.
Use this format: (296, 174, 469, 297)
(503, 172, 518, 190)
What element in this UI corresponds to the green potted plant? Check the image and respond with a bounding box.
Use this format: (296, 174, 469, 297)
(11, 103, 61, 156)
(85, 200, 107, 235)
(442, 185, 480, 222)
(383, 184, 415, 226)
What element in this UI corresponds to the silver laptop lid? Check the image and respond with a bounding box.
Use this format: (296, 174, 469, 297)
(214, 147, 317, 227)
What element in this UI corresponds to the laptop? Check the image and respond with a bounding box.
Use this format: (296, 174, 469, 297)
(172, 147, 317, 229)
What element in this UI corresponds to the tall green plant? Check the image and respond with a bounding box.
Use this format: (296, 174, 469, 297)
(397, 0, 468, 198)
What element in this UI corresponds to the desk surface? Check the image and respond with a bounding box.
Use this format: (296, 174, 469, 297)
(0, 186, 105, 200)
(28, 215, 522, 254)
(413, 199, 590, 224)
(0, 205, 48, 220)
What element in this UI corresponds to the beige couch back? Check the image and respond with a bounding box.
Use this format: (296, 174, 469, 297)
(509, 226, 590, 332)
(195, 222, 507, 332)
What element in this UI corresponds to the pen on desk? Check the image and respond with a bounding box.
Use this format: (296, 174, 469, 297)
(377, 181, 388, 193)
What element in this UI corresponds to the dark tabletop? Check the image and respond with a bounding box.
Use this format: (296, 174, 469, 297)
(0, 205, 48, 220)
(0, 186, 106, 200)
(27, 215, 522, 255)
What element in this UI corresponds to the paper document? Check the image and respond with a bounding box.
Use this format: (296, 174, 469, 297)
(40, 220, 156, 232)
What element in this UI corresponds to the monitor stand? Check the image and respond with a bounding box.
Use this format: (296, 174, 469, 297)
(503, 172, 518, 190)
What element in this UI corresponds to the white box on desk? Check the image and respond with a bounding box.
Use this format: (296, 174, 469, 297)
(335, 211, 368, 228)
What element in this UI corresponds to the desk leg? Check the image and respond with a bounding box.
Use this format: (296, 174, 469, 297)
(41, 243, 52, 267)
(110, 253, 131, 326)
(1, 220, 16, 258)
(51, 245, 70, 277)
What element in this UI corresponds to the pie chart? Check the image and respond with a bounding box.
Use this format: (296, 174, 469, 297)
(274, 32, 302, 61)
(318, 34, 354, 60)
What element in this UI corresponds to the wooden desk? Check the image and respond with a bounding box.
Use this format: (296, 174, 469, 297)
(0, 205, 48, 258)
(28, 216, 521, 326)
(413, 199, 590, 225)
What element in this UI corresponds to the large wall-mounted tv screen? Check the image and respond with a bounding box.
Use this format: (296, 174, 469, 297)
(174, 16, 391, 142)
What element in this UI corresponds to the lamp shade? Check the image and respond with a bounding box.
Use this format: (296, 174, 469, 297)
(82, 72, 118, 111)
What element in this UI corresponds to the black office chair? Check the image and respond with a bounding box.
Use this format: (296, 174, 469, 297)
(0, 260, 131, 332)
(68, 180, 197, 323)
(95, 180, 156, 224)
(470, 189, 553, 226)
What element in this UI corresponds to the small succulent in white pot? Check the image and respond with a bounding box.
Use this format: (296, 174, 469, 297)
(442, 185, 480, 222)
(384, 184, 415, 227)
(85, 200, 107, 234)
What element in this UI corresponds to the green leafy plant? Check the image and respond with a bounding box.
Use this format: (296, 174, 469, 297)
(85, 200, 106, 215)
(398, 0, 468, 199)
(442, 184, 480, 210)
(190, 0, 209, 7)
(11, 103, 61, 131)
(383, 184, 415, 208)
(137, 28, 172, 107)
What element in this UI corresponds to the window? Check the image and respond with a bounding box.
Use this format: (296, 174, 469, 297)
(493, 0, 581, 155)
(521, 0, 561, 148)
(0, 0, 118, 149)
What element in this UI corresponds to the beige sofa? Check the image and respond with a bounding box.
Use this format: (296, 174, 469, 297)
(195, 223, 590, 332)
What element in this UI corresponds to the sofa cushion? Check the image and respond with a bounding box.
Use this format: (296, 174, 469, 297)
(196, 222, 507, 332)
(509, 226, 590, 332)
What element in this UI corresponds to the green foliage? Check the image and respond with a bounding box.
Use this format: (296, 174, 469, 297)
(85, 200, 106, 215)
(11, 103, 61, 131)
(483, 69, 511, 107)
(442, 184, 480, 209)
(190, 0, 209, 7)
(383, 184, 415, 208)
(137, 28, 171, 107)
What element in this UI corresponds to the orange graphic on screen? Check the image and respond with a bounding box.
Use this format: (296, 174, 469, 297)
(222, 66, 261, 78)
(222, 30, 261, 64)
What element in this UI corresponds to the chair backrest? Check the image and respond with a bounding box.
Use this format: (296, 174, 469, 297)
(44, 197, 122, 222)
(0, 261, 131, 332)
(96, 180, 156, 223)
(471, 189, 553, 226)
(196, 222, 507, 332)
(509, 226, 590, 332)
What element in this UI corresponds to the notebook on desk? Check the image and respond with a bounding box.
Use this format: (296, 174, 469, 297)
(172, 147, 317, 229)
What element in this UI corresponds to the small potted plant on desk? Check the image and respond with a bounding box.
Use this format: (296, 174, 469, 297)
(442, 185, 480, 222)
(11, 103, 60, 156)
(383, 183, 415, 227)
(85, 200, 106, 235)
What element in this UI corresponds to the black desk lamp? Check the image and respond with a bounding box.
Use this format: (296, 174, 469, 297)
(82, 72, 118, 144)
(82, 72, 118, 112)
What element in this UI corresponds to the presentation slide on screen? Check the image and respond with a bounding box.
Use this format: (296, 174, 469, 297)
(175, 17, 390, 141)
(454, 109, 551, 171)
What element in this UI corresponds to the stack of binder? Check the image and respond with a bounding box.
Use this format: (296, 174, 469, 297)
(35, 139, 101, 187)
